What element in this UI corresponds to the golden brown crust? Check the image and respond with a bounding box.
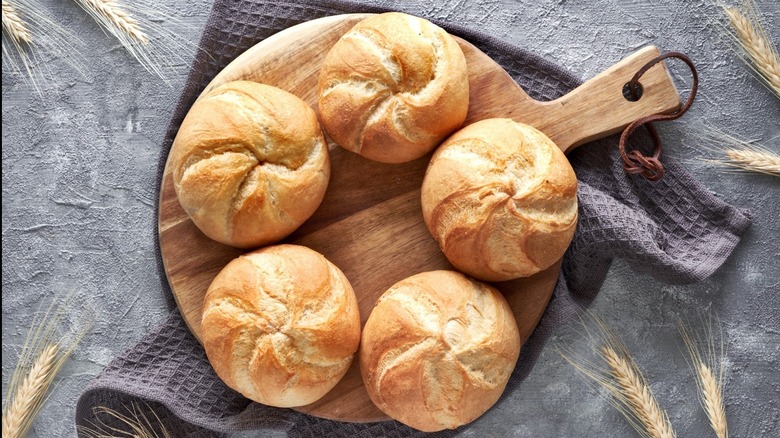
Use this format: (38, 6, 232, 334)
(360, 270, 521, 432)
(201, 244, 361, 408)
(421, 118, 578, 281)
(171, 81, 330, 248)
(318, 12, 469, 163)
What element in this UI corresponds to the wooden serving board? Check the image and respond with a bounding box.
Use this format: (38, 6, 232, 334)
(159, 14, 681, 423)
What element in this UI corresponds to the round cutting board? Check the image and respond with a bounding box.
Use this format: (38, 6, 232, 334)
(159, 13, 679, 423)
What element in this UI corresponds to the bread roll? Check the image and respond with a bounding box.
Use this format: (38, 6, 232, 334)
(171, 81, 330, 248)
(421, 118, 578, 281)
(201, 244, 360, 408)
(360, 270, 520, 432)
(318, 12, 469, 163)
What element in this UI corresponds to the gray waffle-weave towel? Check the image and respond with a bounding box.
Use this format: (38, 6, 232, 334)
(75, 0, 752, 436)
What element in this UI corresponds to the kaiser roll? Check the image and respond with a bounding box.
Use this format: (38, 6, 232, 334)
(201, 244, 361, 408)
(171, 81, 330, 248)
(421, 118, 578, 282)
(317, 12, 469, 163)
(360, 270, 520, 432)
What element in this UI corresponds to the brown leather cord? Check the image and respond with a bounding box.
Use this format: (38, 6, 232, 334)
(619, 52, 698, 181)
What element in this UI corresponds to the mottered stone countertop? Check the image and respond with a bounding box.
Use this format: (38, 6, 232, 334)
(2, 0, 778, 436)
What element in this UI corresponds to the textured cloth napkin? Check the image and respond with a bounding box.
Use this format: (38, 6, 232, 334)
(75, 0, 752, 436)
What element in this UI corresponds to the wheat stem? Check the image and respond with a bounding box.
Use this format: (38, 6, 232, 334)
(2, 293, 92, 437)
(2, 0, 31, 44)
(601, 346, 677, 438)
(68, 0, 197, 81)
(679, 316, 729, 438)
(698, 363, 728, 438)
(77, 0, 149, 44)
(695, 123, 780, 177)
(722, 3, 780, 97)
(722, 148, 780, 176)
(79, 403, 172, 438)
(2, 0, 93, 94)
(1, 344, 59, 438)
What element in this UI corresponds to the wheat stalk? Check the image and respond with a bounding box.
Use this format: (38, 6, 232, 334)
(721, 148, 780, 175)
(696, 124, 780, 177)
(2, 344, 59, 438)
(601, 346, 677, 438)
(558, 314, 678, 438)
(2, 0, 90, 95)
(721, 1, 780, 98)
(680, 316, 729, 438)
(2, 0, 31, 44)
(698, 363, 728, 438)
(2, 0, 35, 91)
(76, 0, 148, 44)
(79, 404, 171, 438)
(3, 0, 194, 88)
(71, 0, 198, 80)
(1, 295, 92, 437)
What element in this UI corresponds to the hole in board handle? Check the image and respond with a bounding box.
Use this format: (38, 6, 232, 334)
(623, 82, 645, 102)
(622, 81, 644, 101)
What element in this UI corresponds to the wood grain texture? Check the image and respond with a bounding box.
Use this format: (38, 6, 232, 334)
(158, 14, 681, 423)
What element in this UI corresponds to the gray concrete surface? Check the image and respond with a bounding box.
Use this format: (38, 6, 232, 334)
(3, 0, 778, 436)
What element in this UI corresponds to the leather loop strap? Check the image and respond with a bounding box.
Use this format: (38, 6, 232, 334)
(619, 52, 698, 181)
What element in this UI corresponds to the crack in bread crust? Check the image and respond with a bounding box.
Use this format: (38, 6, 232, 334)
(421, 350, 463, 426)
(356, 93, 394, 153)
(389, 99, 439, 143)
(374, 337, 438, 404)
(397, 27, 443, 100)
(177, 141, 255, 181)
(319, 78, 389, 99)
(226, 165, 263, 237)
(344, 30, 402, 86)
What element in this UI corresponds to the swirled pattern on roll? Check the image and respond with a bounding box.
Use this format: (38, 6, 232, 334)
(171, 81, 330, 248)
(360, 270, 520, 432)
(318, 12, 469, 163)
(201, 245, 361, 408)
(422, 118, 578, 281)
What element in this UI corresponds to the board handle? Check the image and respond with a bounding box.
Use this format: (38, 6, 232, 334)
(537, 46, 682, 153)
